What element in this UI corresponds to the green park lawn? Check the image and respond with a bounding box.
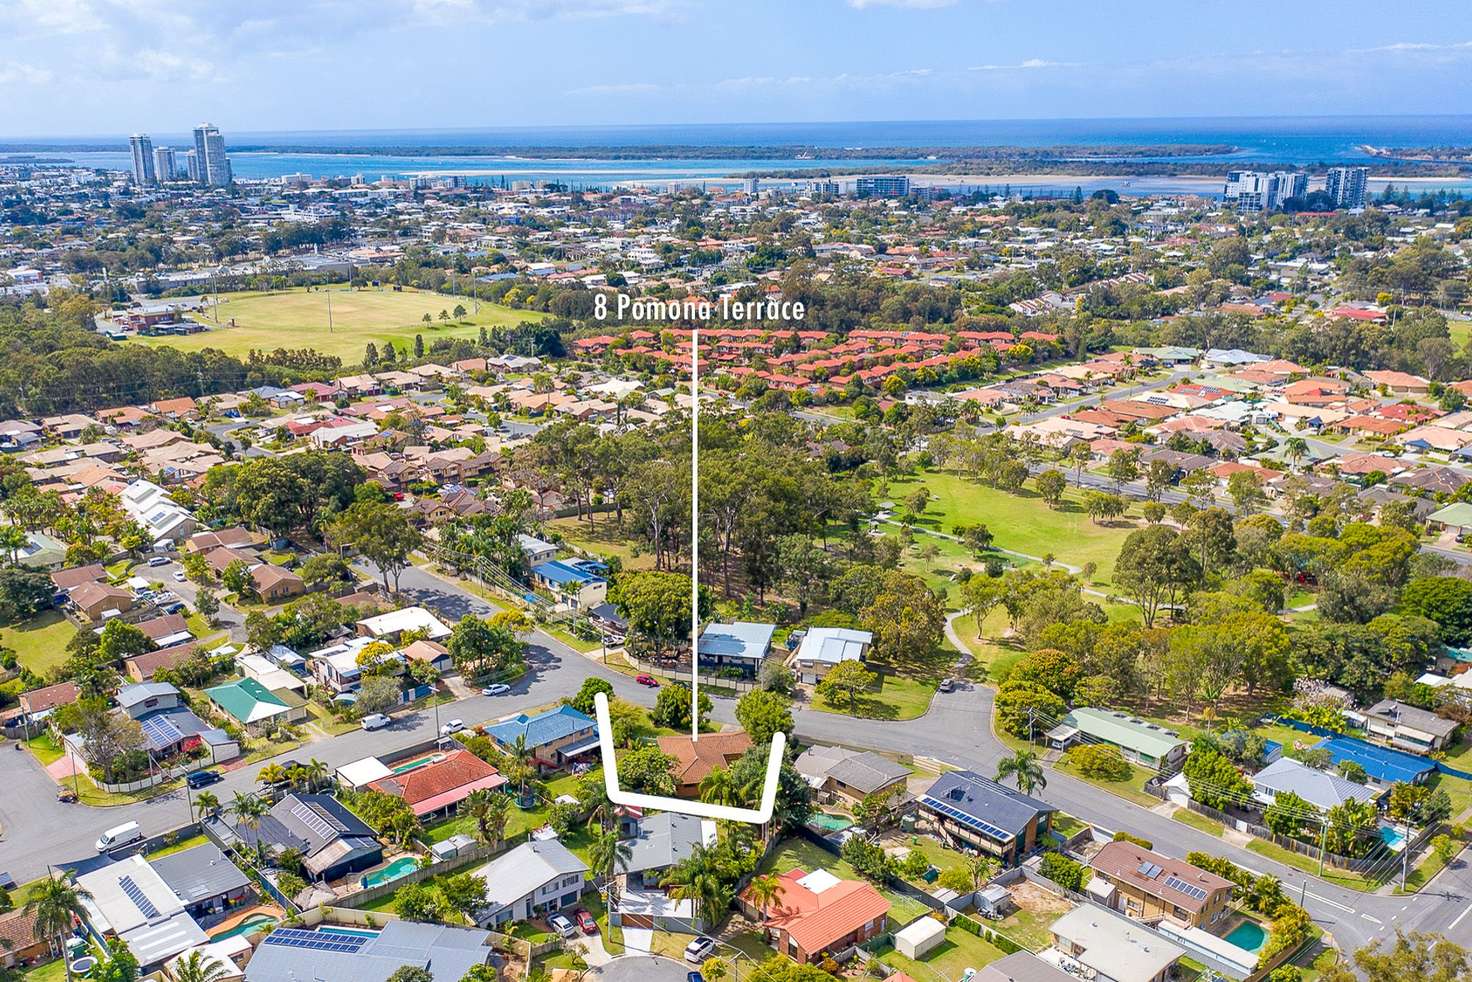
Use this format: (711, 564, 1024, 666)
(887, 470, 1140, 586)
(2, 610, 79, 675)
(136, 287, 545, 363)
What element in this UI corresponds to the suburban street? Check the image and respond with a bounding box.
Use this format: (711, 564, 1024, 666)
(5, 554, 1472, 958)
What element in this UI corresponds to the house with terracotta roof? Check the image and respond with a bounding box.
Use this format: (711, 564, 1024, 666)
(69, 581, 136, 621)
(740, 867, 890, 964)
(0, 908, 52, 968)
(1087, 841, 1233, 929)
(368, 748, 506, 818)
(657, 731, 754, 797)
(1365, 370, 1431, 395)
(18, 680, 80, 726)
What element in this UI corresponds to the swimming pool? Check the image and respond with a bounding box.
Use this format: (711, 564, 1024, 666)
(1380, 825, 1408, 851)
(211, 913, 278, 940)
(392, 753, 445, 774)
(360, 856, 420, 889)
(809, 814, 853, 833)
(1225, 920, 1267, 953)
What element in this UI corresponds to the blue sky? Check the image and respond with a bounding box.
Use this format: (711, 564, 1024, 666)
(2, 0, 1471, 137)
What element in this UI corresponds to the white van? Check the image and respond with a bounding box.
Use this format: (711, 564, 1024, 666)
(95, 821, 143, 853)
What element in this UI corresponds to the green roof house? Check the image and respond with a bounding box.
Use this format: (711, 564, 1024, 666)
(206, 677, 306, 734)
(1046, 707, 1188, 768)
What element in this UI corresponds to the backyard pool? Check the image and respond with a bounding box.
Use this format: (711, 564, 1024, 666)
(360, 856, 420, 889)
(1224, 920, 1267, 953)
(210, 913, 278, 940)
(392, 753, 445, 774)
(808, 814, 853, 833)
(1379, 825, 1408, 851)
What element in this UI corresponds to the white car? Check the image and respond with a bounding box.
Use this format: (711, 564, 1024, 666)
(685, 937, 716, 964)
(548, 912, 578, 939)
(360, 713, 392, 731)
(440, 719, 465, 736)
(172, 570, 186, 582)
(481, 684, 510, 696)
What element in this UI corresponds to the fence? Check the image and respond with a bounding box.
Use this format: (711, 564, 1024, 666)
(620, 652, 759, 695)
(336, 837, 517, 910)
(92, 760, 198, 794)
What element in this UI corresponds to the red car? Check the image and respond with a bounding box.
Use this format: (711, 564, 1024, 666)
(575, 909, 598, 935)
(635, 674, 660, 687)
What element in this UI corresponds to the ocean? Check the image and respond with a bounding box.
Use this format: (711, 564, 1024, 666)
(7, 115, 1472, 195)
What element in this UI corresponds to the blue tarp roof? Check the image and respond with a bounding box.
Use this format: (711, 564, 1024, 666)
(1314, 735, 1436, 784)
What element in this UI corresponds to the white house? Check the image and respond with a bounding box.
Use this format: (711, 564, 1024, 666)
(471, 840, 589, 928)
(793, 627, 872, 684)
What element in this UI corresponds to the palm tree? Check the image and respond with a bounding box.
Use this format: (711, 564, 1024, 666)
(699, 768, 737, 807)
(996, 749, 1046, 796)
(229, 791, 268, 864)
(662, 844, 732, 932)
(303, 759, 330, 792)
(578, 773, 614, 830)
(506, 735, 534, 803)
(1284, 437, 1309, 469)
(194, 790, 221, 818)
(256, 763, 287, 789)
(745, 873, 783, 920)
(460, 789, 510, 847)
(588, 826, 634, 913)
(171, 950, 230, 982)
(24, 872, 93, 982)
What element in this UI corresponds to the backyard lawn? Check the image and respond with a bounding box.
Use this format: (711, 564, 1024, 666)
(137, 287, 545, 363)
(871, 921, 1009, 978)
(1, 610, 79, 675)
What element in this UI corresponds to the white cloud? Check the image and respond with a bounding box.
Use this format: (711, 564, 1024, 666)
(0, 60, 53, 85)
(970, 58, 1077, 71)
(566, 81, 663, 95)
(848, 0, 958, 8)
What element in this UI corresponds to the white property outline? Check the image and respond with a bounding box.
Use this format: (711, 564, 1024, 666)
(593, 322, 787, 824)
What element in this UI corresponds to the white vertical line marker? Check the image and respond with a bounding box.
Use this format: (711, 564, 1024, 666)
(690, 322, 700, 742)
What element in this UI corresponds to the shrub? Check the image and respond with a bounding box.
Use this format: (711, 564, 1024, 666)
(1039, 852, 1087, 892)
(1067, 744, 1133, 782)
(1111, 830, 1153, 850)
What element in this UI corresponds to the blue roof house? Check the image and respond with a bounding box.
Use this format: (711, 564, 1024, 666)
(528, 559, 607, 610)
(485, 705, 599, 770)
(1314, 735, 1436, 785)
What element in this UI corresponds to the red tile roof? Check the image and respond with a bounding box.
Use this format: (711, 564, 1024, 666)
(748, 868, 891, 955)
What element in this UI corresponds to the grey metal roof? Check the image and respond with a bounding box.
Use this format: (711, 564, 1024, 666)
(976, 951, 1077, 982)
(620, 812, 712, 874)
(244, 921, 492, 982)
(1250, 757, 1382, 812)
(150, 843, 251, 906)
(697, 621, 775, 661)
(1366, 699, 1460, 738)
(794, 745, 909, 795)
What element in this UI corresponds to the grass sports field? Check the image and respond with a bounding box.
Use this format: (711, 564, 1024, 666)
(135, 287, 545, 363)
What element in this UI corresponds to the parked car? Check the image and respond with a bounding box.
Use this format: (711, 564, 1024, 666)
(481, 684, 510, 696)
(548, 912, 577, 939)
(937, 678, 955, 693)
(186, 769, 222, 789)
(574, 909, 597, 935)
(147, 556, 171, 567)
(440, 719, 465, 736)
(361, 713, 392, 731)
(172, 570, 187, 582)
(684, 937, 716, 964)
(96, 821, 143, 853)
(635, 674, 660, 688)
(688, 974, 704, 982)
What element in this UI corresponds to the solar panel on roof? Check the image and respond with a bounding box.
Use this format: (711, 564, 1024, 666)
(920, 795, 1013, 842)
(262, 928, 370, 953)
(119, 875, 160, 920)
(1164, 875, 1208, 901)
(141, 714, 185, 748)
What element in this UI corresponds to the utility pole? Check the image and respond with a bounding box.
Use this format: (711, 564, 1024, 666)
(1318, 820, 1328, 878)
(327, 290, 334, 333)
